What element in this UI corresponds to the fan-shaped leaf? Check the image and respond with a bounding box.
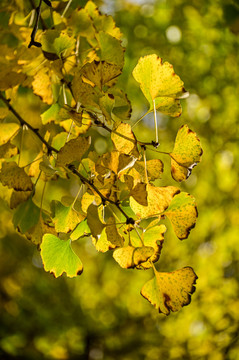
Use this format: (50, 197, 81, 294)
(113, 246, 154, 269)
(0, 161, 33, 191)
(141, 266, 197, 315)
(41, 234, 83, 278)
(56, 136, 91, 166)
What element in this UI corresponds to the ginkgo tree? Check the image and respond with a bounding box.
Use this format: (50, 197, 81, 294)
(0, 0, 203, 315)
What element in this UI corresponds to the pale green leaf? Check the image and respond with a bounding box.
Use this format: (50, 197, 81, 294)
(41, 234, 83, 278)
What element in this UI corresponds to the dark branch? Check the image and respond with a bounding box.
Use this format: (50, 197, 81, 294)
(28, 0, 51, 48)
(0, 93, 134, 224)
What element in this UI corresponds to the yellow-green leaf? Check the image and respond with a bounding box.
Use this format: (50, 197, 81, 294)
(13, 196, 40, 233)
(134, 159, 164, 181)
(0, 71, 26, 91)
(0, 161, 33, 191)
(96, 31, 125, 68)
(0, 141, 18, 159)
(130, 184, 179, 219)
(132, 54, 187, 117)
(141, 266, 197, 315)
(41, 234, 83, 278)
(113, 246, 154, 269)
(26, 214, 57, 246)
(41, 30, 75, 59)
(53, 201, 81, 233)
(0, 123, 19, 146)
(56, 136, 91, 166)
(170, 124, 203, 182)
(80, 60, 122, 88)
(163, 192, 197, 240)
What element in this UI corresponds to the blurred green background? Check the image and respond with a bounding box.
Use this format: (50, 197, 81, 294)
(0, 0, 239, 359)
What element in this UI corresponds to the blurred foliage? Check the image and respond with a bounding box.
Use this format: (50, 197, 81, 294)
(0, 0, 239, 359)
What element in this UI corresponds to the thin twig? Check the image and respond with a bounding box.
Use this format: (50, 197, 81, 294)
(28, 0, 52, 48)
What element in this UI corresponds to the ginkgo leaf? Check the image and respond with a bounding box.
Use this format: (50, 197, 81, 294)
(56, 136, 91, 166)
(70, 219, 90, 241)
(141, 266, 197, 315)
(0, 123, 19, 146)
(105, 216, 124, 247)
(0, 161, 33, 191)
(96, 31, 125, 68)
(99, 93, 115, 123)
(70, 7, 95, 38)
(113, 246, 154, 269)
(109, 88, 132, 121)
(41, 234, 83, 278)
(134, 159, 164, 182)
(87, 203, 105, 239)
(13, 196, 40, 233)
(130, 182, 148, 206)
(41, 103, 61, 125)
(41, 30, 75, 59)
(130, 184, 179, 219)
(132, 54, 187, 117)
(10, 190, 32, 209)
(32, 68, 53, 104)
(52, 201, 81, 233)
(72, 72, 101, 108)
(170, 124, 203, 182)
(163, 192, 198, 240)
(26, 214, 57, 246)
(111, 123, 138, 157)
(80, 60, 122, 88)
(0, 141, 18, 159)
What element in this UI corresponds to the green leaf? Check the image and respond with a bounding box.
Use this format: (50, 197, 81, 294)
(132, 54, 188, 117)
(163, 192, 198, 240)
(0, 123, 19, 146)
(96, 31, 125, 68)
(141, 266, 197, 315)
(13, 197, 40, 233)
(170, 124, 203, 182)
(56, 136, 91, 167)
(41, 30, 75, 59)
(70, 220, 90, 241)
(41, 234, 83, 278)
(69, 7, 95, 38)
(41, 103, 61, 125)
(0, 161, 33, 191)
(52, 201, 81, 233)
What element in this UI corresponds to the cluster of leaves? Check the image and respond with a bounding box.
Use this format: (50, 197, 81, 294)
(0, 0, 202, 315)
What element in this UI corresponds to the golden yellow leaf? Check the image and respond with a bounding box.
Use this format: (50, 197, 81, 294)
(134, 159, 164, 181)
(113, 246, 154, 269)
(0, 161, 33, 191)
(170, 125, 203, 182)
(0, 123, 19, 146)
(32, 67, 53, 105)
(141, 266, 198, 315)
(130, 184, 179, 219)
(111, 123, 139, 157)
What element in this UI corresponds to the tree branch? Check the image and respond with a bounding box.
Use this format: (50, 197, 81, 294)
(28, 0, 52, 48)
(0, 93, 135, 224)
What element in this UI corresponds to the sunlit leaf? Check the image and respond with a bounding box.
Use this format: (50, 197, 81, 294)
(113, 246, 154, 269)
(111, 123, 139, 157)
(163, 192, 197, 240)
(96, 31, 125, 68)
(0, 141, 18, 159)
(141, 266, 197, 315)
(41, 30, 75, 59)
(41, 234, 83, 278)
(52, 201, 81, 233)
(26, 214, 57, 246)
(170, 124, 203, 182)
(56, 136, 91, 166)
(80, 60, 122, 88)
(132, 54, 187, 117)
(0, 161, 33, 191)
(70, 7, 95, 38)
(70, 219, 90, 241)
(32, 68, 53, 104)
(134, 159, 164, 181)
(0, 123, 19, 146)
(130, 184, 179, 219)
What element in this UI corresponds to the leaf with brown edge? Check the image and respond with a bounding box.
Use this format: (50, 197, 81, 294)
(138, 224, 166, 269)
(163, 192, 197, 240)
(0, 161, 33, 191)
(170, 125, 203, 182)
(113, 246, 154, 269)
(40, 234, 83, 278)
(56, 136, 91, 167)
(141, 266, 198, 315)
(130, 182, 148, 206)
(130, 184, 179, 219)
(132, 54, 188, 117)
(0, 123, 19, 146)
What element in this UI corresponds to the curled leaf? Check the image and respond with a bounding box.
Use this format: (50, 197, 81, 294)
(170, 125, 203, 182)
(141, 266, 198, 315)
